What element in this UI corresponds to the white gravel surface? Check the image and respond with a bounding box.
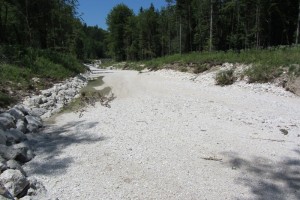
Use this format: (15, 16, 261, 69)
(24, 69, 300, 200)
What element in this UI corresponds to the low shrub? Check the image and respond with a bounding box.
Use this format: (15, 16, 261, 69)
(0, 91, 16, 107)
(215, 69, 236, 86)
(180, 67, 188, 72)
(288, 64, 300, 77)
(245, 64, 283, 83)
(0, 64, 31, 86)
(193, 63, 210, 74)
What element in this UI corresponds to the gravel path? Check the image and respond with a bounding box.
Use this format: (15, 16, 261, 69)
(24, 69, 300, 200)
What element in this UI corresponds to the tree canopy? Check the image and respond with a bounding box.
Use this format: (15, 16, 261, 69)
(0, 0, 108, 60)
(106, 0, 300, 61)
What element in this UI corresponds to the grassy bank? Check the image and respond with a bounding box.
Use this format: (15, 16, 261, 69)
(0, 46, 86, 108)
(107, 46, 300, 84)
(144, 46, 300, 69)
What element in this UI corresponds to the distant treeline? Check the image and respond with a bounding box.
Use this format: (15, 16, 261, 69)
(0, 0, 107, 60)
(106, 0, 300, 61)
(1, 0, 300, 63)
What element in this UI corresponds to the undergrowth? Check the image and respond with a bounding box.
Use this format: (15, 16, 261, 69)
(245, 64, 284, 83)
(0, 46, 85, 81)
(113, 45, 300, 83)
(215, 69, 236, 86)
(0, 92, 16, 108)
(143, 46, 300, 71)
(0, 45, 86, 108)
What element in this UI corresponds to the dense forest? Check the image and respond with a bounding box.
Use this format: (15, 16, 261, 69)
(1, 0, 299, 66)
(0, 0, 107, 107)
(107, 0, 300, 61)
(0, 0, 107, 60)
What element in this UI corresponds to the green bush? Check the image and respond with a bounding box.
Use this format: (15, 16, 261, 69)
(0, 91, 15, 107)
(0, 64, 31, 86)
(34, 57, 70, 79)
(245, 65, 283, 83)
(288, 64, 300, 77)
(180, 67, 188, 72)
(193, 63, 210, 74)
(215, 69, 236, 86)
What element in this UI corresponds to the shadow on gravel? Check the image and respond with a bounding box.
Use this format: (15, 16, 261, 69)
(223, 150, 300, 200)
(26, 120, 107, 176)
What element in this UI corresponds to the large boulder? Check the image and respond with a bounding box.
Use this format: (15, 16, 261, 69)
(16, 120, 27, 134)
(0, 130, 7, 145)
(41, 89, 52, 97)
(52, 85, 60, 94)
(0, 113, 15, 122)
(3, 130, 27, 145)
(25, 116, 42, 133)
(8, 108, 25, 121)
(40, 111, 52, 119)
(0, 169, 29, 197)
(77, 74, 87, 82)
(13, 105, 29, 116)
(0, 145, 17, 161)
(23, 177, 47, 198)
(0, 181, 14, 200)
(41, 97, 48, 104)
(0, 144, 33, 163)
(0, 156, 7, 172)
(23, 96, 42, 107)
(12, 142, 35, 163)
(0, 114, 15, 131)
(29, 108, 47, 117)
(39, 101, 54, 110)
(0, 123, 4, 131)
(65, 89, 76, 97)
(6, 160, 26, 176)
(59, 84, 68, 91)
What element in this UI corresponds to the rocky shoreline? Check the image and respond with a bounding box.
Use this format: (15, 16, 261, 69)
(0, 72, 90, 199)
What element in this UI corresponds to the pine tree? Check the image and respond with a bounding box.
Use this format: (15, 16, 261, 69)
(106, 4, 134, 61)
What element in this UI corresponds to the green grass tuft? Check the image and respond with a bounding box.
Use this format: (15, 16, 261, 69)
(0, 91, 16, 107)
(193, 63, 210, 74)
(215, 69, 236, 86)
(127, 45, 300, 83)
(244, 65, 283, 83)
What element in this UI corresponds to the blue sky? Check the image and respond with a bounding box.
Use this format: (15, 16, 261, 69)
(77, 0, 168, 30)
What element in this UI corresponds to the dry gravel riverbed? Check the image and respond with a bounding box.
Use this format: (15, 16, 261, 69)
(24, 69, 300, 200)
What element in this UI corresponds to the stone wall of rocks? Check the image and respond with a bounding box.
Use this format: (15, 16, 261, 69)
(23, 74, 88, 119)
(0, 105, 44, 199)
(0, 73, 89, 199)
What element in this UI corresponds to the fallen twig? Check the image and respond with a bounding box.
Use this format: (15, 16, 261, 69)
(76, 91, 116, 118)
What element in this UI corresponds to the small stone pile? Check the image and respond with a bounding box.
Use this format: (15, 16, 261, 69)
(23, 74, 88, 119)
(0, 73, 90, 199)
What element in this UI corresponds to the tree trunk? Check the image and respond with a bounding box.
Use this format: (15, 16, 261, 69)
(296, 0, 300, 44)
(236, 0, 240, 50)
(209, 0, 213, 51)
(255, 0, 260, 48)
(168, 18, 171, 54)
(25, 0, 32, 46)
(189, 5, 192, 51)
(180, 16, 182, 55)
(0, 3, 3, 43)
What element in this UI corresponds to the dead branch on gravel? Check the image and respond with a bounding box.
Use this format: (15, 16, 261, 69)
(76, 91, 116, 118)
(202, 156, 223, 162)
